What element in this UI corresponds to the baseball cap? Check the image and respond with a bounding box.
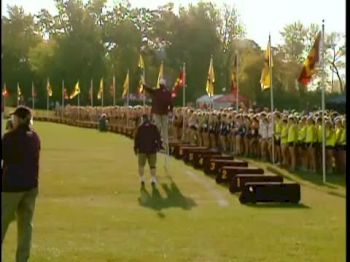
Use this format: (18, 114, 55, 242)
(10, 106, 32, 119)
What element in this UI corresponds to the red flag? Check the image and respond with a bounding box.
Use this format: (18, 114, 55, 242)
(171, 71, 185, 98)
(298, 32, 321, 86)
(231, 54, 238, 96)
(2, 86, 9, 97)
(109, 84, 115, 97)
(64, 88, 69, 99)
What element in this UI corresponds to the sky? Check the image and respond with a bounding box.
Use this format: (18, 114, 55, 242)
(1, 0, 346, 47)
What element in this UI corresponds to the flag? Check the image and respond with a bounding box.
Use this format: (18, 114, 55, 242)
(70, 81, 80, 99)
(260, 35, 273, 90)
(89, 85, 93, 100)
(298, 32, 321, 86)
(138, 54, 145, 94)
(171, 70, 185, 98)
(64, 88, 69, 99)
(206, 56, 215, 97)
(122, 71, 129, 98)
(97, 78, 103, 99)
(2, 84, 9, 97)
(231, 54, 238, 95)
(32, 84, 37, 97)
(17, 83, 21, 98)
(110, 75, 116, 97)
(47, 78, 53, 97)
(156, 61, 164, 89)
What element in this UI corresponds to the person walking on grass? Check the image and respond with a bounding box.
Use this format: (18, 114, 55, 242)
(134, 114, 163, 187)
(2, 106, 41, 262)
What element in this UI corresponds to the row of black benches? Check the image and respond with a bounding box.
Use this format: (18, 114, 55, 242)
(169, 143, 301, 204)
(34, 117, 136, 138)
(34, 117, 301, 204)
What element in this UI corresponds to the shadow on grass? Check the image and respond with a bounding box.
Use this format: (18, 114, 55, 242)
(267, 165, 346, 189)
(244, 202, 310, 209)
(137, 180, 197, 217)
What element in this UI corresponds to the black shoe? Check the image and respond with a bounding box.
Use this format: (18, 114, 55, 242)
(151, 181, 157, 187)
(141, 181, 145, 188)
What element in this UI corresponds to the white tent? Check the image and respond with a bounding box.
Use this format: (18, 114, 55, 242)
(196, 94, 230, 109)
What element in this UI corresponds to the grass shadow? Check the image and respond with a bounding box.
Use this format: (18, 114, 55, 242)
(244, 202, 310, 209)
(266, 165, 346, 189)
(137, 180, 197, 216)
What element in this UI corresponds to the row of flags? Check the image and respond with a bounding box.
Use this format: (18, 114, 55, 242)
(2, 32, 321, 102)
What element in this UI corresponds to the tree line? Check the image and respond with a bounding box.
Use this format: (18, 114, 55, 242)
(2, 0, 346, 110)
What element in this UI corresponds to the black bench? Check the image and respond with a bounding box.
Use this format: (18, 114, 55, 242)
(229, 174, 283, 193)
(216, 167, 264, 184)
(239, 182, 301, 204)
(204, 159, 248, 175)
(183, 148, 213, 164)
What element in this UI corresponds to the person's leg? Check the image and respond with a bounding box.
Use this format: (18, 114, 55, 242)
(289, 145, 296, 171)
(138, 153, 147, 184)
(16, 188, 38, 262)
(310, 146, 317, 173)
(2, 192, 24, 243)
(148, 153, 157, 184)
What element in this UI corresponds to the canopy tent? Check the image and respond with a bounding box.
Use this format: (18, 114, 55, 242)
(214, 93, 248, 104)
(326, 95, 346, 113)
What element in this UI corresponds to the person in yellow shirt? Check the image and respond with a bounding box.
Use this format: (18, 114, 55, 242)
(280, 116, 289, 168)
(315, 117, 323, 172)
(297, 116, 307, 171)
(305, 116, 317, 173)
(325, 119, 336, 173)
(334, 117, 345, 174)
(287, 116, 298, 171)
(273, 112, 282, 164)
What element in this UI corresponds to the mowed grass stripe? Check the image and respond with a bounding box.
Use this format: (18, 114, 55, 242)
(2, 121, 346, 262)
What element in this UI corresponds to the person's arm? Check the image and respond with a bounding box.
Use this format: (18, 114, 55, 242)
(143, 83, 155, 95)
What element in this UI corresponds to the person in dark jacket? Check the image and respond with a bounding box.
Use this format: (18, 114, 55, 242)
(2, 106, 41, 262)
(143, 78, 173, 159)
(134, 114, 162, 187)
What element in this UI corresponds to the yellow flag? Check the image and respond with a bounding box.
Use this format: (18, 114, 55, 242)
(138, 54, 145, 93)
(97, 78, 103, 99)
(260, 35, 273, 90)
(17, 83, 21, 97)
(138, 54, 145, 69)
(156, 61, 164, 89)
(206, 56, 215, 97)
(47, 78, 53, 97)
(70, 81, 80, 99)
(122, 71, 129, 98)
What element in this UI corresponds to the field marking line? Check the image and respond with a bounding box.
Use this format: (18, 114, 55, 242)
(184, 170, 229, 207)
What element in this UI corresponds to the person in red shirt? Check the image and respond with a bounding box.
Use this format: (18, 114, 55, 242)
(143, 79, 173, 159)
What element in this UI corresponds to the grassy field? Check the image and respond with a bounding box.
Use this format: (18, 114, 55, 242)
(2, 121, 346, 262)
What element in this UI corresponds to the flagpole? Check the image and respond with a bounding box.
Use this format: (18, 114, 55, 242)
(321, 20, 326, 183)
(62, 80, 64, 119)
(32, 81, 35, 112)
(113, 75, 116, 106)
(236, 51, 239, 112)
(269, 34, 275, 164)
(102, 80, 104, 107)
(17, 82, 19, 107)
(127, 69, 130, 107)
(78, 92, 80, 121)
(182, 62, 186, 141)
(91, 79, 93, 107)
(46, 78, 49, 118)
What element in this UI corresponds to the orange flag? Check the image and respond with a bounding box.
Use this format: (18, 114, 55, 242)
(298, 32, 321, 86)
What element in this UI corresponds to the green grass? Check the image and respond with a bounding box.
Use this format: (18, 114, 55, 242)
(2, 122, 346, 262)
